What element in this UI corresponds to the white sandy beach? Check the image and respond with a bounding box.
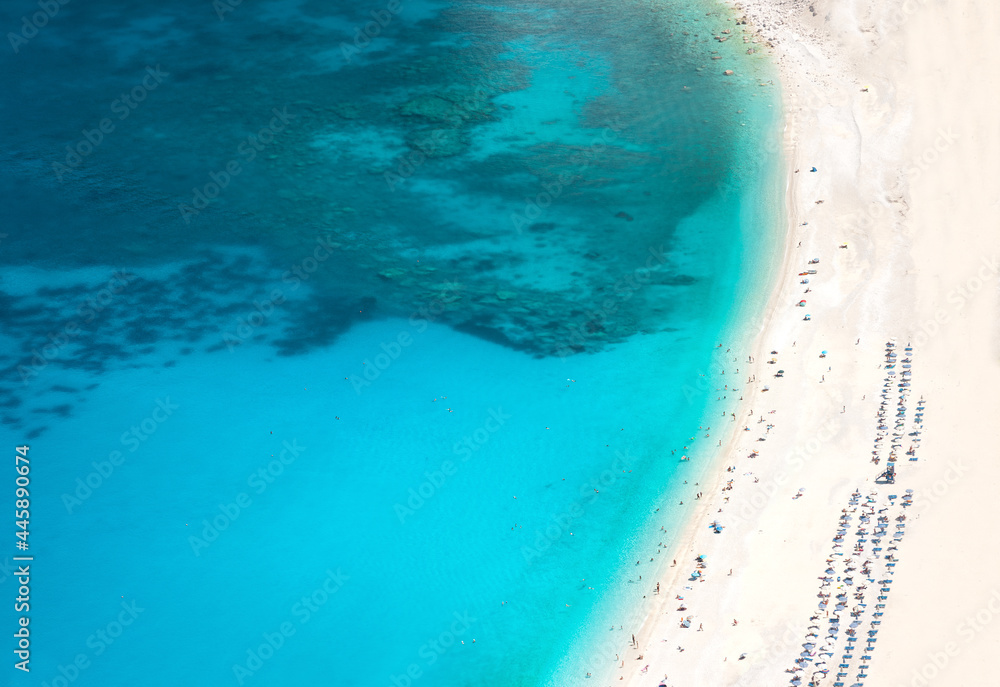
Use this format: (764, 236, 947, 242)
(608, 0, 1000, 685)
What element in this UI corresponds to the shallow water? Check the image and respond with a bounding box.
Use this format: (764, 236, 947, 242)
(0, 0, 782, 685)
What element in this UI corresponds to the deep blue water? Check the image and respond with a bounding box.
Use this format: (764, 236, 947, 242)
(0, 0, 782, 685)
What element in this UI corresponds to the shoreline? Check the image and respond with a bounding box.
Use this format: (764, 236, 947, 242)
(546, 5, 792, 681)
(608, 0, 1000, 685)
(568, 5, 796, 681)
(602, 13, 802, 680)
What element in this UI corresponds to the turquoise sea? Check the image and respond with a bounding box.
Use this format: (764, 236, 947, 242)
(0, 0, 782, 685)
